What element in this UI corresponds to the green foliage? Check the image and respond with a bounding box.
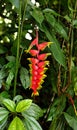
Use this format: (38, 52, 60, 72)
(0, 68, 7, 88)
(31, 8, 44, 24)
(22, 102, 43, 130)
(0, 97, 43, 130)
(0, 44, 8, 54)
(40, 24, 66, 68)
(16, 99, 32, 112)
(8, 0, 19, 9)
(5, 61, 16, 90)
(22, 103, 44, 120)
(23, 116, 42, 130)
(64, 112, 77, 130)
(20, 67, 30, 89)
(0, 107, 9, 130)
(47, 95, 66, 121)
(2, 99, 16, 112)
(44, 12, 68, 40)
(8, 116, 25, 130)
(0, 0, 77, 129)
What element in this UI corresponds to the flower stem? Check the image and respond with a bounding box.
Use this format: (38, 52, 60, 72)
(14, 0, 21, 97)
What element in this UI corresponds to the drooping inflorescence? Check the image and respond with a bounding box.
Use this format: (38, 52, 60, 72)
(26, 31, 52, 96)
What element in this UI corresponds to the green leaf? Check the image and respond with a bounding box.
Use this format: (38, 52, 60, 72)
(5, 61, 15, 90)
(0, 107, 9, 129)
(45, 14, 56, 27)
(64, 15, 71, 23)
(22, 103, 43, 120)
(0, 44, 7, 54)
(68, 0, 75, 12)
(8, 116, 25, 130)
(40, 24, 66, 68)
(6, 56, 16, 62)
(73, 20, 77, 26)
(0, 119, 7, 130)
(13, 95, 23, 104)
(47, 96, 66, 121)
(23, 116, 42, 130)
(54, 22, 68, 40)
(50, 41, 66, 67)
(43, 8, 61, 16)
(64, 112, 77, 130)
(5, 61, 16, 69)
(45, 13, 68, 40)
(0, 91, 10, 99)
(49, 116, 65, 130)
(0, 57, 6, 66)
(49, 118, 58, 130)
(0, 107, 9, 122)
(6, 70, 15, 90)
(8, 0, 19, 9)
(31, 8, 44, 24)
(20, 67, 30, 89)
(2, 99, 16, 112)
(0, 68, 7, 88)
(16, 99, 32, 112)
(0, 68, 7, 80)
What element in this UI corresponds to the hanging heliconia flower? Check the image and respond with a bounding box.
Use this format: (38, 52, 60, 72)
(26, 31, 52, 96)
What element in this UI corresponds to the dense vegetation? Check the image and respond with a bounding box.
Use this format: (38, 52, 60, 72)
(0, 0, 77, 129)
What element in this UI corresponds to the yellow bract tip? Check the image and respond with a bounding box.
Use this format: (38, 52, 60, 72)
(47, 53, 51, 56)
(37, 85, 42, 90)
(25, 50, 29, 53)
(48, 42, 53, 47)
(45, 61, 50, 65)
(42, 74, 47, 79)
(31, 91, 39, 97)
(25, 45, 32, 53)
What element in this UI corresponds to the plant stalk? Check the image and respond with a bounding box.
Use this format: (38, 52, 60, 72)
(19, 0, 28, 62)
(14, 0, 21, 97)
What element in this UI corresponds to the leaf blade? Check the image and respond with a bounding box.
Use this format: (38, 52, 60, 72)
(0, 107, 9, 129)
(23, 116, 42, 130)
(8, 0, 19, 9)
(22, 103, 43, 120)
(40, 24, 66, 68)
(16, 99, 32, 112)
(8, 116, 25, 130)
(2, 99, 16, 112)
(64, 112, 77, 130)
(20, 67, 30, 89)
(31, 9, 44, 24)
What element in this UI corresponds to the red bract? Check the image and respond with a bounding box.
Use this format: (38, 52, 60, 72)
(29, 49, 39, 56)
(28, 58, 39, 64)
(26, 31, 51, 96)
(38, 42, 52, 50)
(38, 53, 51, 60)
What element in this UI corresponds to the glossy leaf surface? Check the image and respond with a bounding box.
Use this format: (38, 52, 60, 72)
(8, 116, 25, 130)
(16, 99, 32, 112)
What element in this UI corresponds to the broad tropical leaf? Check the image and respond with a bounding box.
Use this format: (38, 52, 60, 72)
(31, 8, 44, 24)
(44, 13, 68, 40)
(16, 99, 32, 112)
(47, 95, 66, 121)
(2, 99, 16, 112)
(23, 115, 42, 130)
(64, 112, 77, 130)
(40, 24, 66, 68)
(20, 67, 30, 89)
(8, 116, 25, 130)
(8, 0, 19, 9)
(0, 107, 9, 129)
(6, 70, 15, 90)
(22, 103, 43, 120)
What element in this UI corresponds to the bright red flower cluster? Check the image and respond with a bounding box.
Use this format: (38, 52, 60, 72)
(26, 31, 51, 96)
